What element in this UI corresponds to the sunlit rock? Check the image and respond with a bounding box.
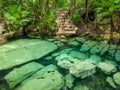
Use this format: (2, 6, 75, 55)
(15, 64, 64, 90)
(85, 55, 102, 65)
(80, 40, 98, 52)
(4, 62, 44, 89)
(113, 72, 120, 85)
(106, 77, 116, 88)
(65, 74, 75, 88)
(98, 62, 117, 74)
(69, 61, 96, 78)
(0, 39, 57, 71)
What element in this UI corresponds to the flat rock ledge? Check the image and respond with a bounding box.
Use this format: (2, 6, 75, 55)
(0, 39, 57, 71)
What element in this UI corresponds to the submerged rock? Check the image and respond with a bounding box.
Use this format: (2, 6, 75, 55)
(68, 41, 79, 46)
(15, 64, 64, 90)
(69, 61, 96, 78)
(100, 44, 109, 55)
(90, 41, 107, 54)
(56, 54, 80, 69)
(108, 44, 117, 57)
(85, 55, 102, 65)
(65, 74, 75, 88)
(52, 48, 72, 57)
(69, 51, 88, 60)
(113, 72, 120, 85)
(0, 39, 57, 71)
(98, 62, 117, 74)
(4, 62, 44, 89)
(106, 77, 116, 88)
(80, 40, 98, 52)
(74, 84, 89, 90)
(75, 37, 86, 43)
(115, 48, 120, 62)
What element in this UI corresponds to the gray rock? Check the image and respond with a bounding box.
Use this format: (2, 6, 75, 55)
(15, 64, 64, 90)
(65, 74, 75, 88)
(4, 62, 44, 89)
(98, 62, 117, 74)
(106, 77, 116, 88)
(80, 40, 98, 52)
(69, 61, 96, 78)
(113, 72, 120, 85)
(0, 39, 57, 71)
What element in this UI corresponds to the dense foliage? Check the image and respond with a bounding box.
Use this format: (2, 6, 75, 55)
(0, 0, 120, 42)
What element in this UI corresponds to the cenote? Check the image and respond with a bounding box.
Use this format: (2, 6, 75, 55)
(0, 0, 120, 90)
(0, 36, 120, 90)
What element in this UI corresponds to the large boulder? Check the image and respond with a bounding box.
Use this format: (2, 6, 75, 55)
(69, 61, 96, 78)
(80, 40, 98, 52)
(56, 54, 80, 69)
(0, 39, 57, 71)
(15, 64, 64, 90)
(98, 62, 117, 74)
(113, 72, 120, 85)
(4, 62, 44, 89)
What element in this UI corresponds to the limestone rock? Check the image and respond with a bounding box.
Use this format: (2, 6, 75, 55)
(0, 39, 57, 71)
(15, 64, 64, 90)
(100, 44, 109, 55)
(4, 62, 44, 89)
(65, 74, 75, 88)
(69, 61, 96, 78)
(106, 77, 116, 88)
(68, 41, 79, 46)
(108, 44, 117, 57)
(90, 41, 107, 54)
(115, 49, 120, 62)
(75, 37, 86, 43)
(74, 85, 89, 90)
(85, 55, 102, 65)
(69, 51, 88, 60)
(80, 40, 97, 52)
(52, 48, 72, 57)
(98, 62, 117, 74)
(56, 54, 80, 69)
(113, 72, 120, 85)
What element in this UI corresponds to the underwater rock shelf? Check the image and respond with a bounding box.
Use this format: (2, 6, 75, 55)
(0, 39, 57, 71)
(0, 37, 120, 90)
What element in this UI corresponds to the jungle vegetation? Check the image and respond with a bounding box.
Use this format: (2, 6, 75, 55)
(0, 0, 120, 43)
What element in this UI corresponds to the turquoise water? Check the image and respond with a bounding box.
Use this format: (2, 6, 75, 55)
(0, 37, 120, 90)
